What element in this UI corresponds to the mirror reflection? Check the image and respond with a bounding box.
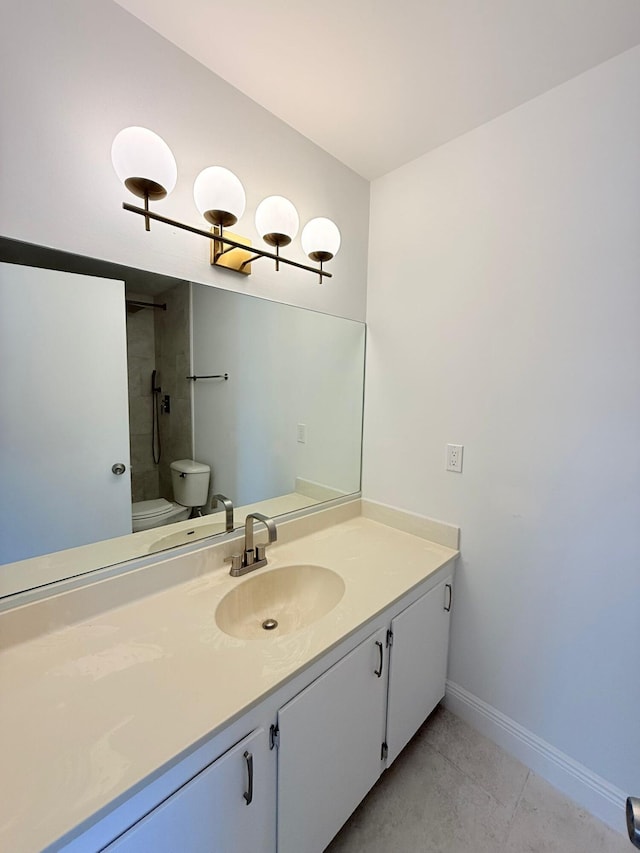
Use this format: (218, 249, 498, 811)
(0, 238, 365, 597)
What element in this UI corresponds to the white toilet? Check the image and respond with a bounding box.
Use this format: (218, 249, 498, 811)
(131, 459, 211, 533)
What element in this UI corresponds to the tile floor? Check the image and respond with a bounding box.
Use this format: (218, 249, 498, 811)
(326, 705, 629, 853)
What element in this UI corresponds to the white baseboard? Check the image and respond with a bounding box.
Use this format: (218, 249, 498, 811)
(444, 680, 627, 835)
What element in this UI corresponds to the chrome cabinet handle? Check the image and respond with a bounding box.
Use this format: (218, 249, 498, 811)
(243, 750, 253, 805)
(111, 463, 126, 475)
(444, 583, 452, 612)
(374, 641, 383, 677)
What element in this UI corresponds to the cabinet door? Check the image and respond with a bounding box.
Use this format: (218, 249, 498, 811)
(386, 576, 453, 765)
(105, 728, 275, 853)
(277, 628, 388, 853)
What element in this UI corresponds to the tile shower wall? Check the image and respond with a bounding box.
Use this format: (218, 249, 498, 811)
(154, 282, 192, 500)
(126, 292, 160, 502)
(126, 283, 193, 504)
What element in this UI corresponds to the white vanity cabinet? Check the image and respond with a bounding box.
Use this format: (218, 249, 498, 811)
(385, 575, 453, 764)
(104, 727, 275, 853)
(276, 627, 389, 853)
(61, 562, 456, 853)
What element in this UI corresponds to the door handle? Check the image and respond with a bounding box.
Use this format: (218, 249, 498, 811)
(374, 640, 383, 677)
(628, 797, 640, 848)
(444, 583, 452, 612)
(111, 463, 126, 475)
(243, 750, 253, 805)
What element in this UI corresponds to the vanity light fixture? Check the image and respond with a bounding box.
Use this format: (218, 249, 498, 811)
(112, 126, 340, 283)
(111, 127, 177, 231)
(301, 217, 342, 280)
(193, 166, 246, 227)
(255, 195, 299, 271)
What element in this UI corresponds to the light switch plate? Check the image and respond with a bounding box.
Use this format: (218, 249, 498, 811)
(297, 423, 307, 444)
(446, 444, 463, 473)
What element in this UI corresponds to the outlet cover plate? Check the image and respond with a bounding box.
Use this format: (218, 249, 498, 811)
(446, 444, 463, 473)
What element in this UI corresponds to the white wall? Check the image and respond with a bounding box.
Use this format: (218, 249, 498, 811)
(191, 285, 364, 505)
(0, 0, 369, 322)
(291, 308, 365, 495)
(192, 285, 296, 504)
(363, 46, 640, 813)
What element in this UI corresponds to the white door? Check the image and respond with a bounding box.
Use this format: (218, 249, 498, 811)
(105, 728, 275, 853)
(0, 262, 132, 564)
(277, 628, 388, 853)
(385, 576, 453, 765)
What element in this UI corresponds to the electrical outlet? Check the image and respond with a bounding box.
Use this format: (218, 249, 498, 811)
(446, 444, 463, 473)
(297, 423, 307, 444)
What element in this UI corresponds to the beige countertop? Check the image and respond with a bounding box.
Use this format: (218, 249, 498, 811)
(0, 505, 458, 853)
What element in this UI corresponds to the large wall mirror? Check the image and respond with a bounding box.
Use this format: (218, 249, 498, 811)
(0, 237, 365, 599)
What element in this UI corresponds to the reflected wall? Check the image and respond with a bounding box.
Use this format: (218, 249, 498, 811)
(192, 285, 364, 507)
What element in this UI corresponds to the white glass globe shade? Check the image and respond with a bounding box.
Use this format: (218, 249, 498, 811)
(111, 126, 177, 199)
(301, 217, 341, 261)
(255, 196, 299, 246)
(193, 166, 246, 227)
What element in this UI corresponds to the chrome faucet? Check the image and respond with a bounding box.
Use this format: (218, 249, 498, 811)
(226, 512, 277, 577)
(210, 493, 234, 532)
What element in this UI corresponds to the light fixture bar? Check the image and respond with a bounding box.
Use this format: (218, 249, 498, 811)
(240, 253, 266, 269)
(122, 202, 333, 280)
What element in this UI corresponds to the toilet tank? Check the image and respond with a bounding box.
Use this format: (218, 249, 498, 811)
(170, 459, 211, 508)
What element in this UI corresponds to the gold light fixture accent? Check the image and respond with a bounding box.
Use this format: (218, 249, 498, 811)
(210, 228, 253, 275)
(112, 126, 341, 283)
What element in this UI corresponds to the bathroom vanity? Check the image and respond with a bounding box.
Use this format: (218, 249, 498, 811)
(0, 501, 458, 853)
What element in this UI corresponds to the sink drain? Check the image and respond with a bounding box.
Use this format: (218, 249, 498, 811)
(262, 618, 278, 631)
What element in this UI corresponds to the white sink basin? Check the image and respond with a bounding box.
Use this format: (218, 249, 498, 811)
(215, 564, 345, 640)
(148, 522, 228, 554)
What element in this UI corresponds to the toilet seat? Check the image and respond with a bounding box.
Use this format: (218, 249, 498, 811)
(131, 499, 190, 533)
(132, 498, 175, 521)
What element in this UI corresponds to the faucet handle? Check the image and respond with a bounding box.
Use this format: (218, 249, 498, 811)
(225, 553, 243, 576)
(256, 544, 266, 561)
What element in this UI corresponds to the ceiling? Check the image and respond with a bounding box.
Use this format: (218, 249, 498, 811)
(114, 0, 640, 180)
